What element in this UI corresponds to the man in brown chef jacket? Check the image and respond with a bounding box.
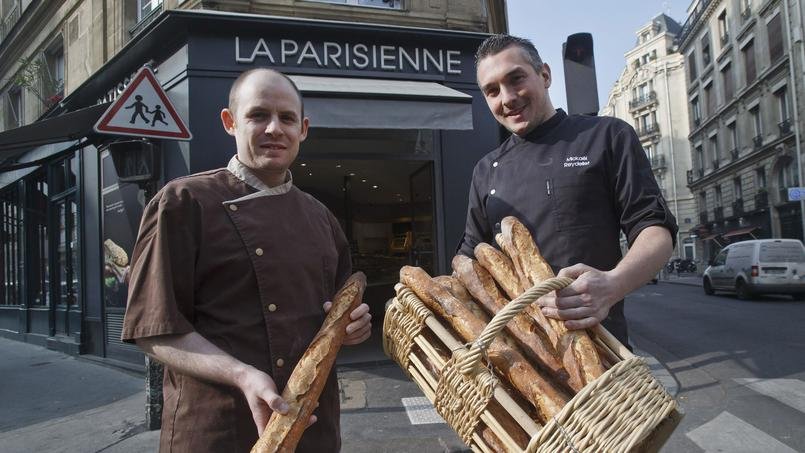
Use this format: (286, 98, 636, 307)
(121, 68, 372, 452)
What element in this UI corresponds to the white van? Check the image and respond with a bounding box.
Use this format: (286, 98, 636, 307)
(703, 239, 805, 299)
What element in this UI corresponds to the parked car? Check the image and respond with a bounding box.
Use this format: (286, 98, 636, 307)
(702, 239, 805, 300)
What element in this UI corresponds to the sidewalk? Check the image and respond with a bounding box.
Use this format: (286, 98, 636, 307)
(0, 323, 679, 452)
(659, 272, 703, 287)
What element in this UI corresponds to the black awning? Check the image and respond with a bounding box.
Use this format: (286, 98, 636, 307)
(0, 103, 110, 160)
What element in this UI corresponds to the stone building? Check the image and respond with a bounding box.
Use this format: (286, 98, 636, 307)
(602, 13, 698, 262)
(677, 0, 805, 263)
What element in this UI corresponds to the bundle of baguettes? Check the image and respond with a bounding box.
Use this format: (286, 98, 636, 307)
(398, 216, 607, 422)
(251, 272, 366, 453)
(388, 216, 680, 452)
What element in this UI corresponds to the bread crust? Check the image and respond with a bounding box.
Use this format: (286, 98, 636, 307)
(251, 273, 366, 453)
(401, 266, 569, 422)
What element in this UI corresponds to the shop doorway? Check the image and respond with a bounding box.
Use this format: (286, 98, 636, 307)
(296, 128, 438, 311)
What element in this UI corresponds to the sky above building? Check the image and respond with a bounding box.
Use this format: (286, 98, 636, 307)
(506, 0, 692, 112)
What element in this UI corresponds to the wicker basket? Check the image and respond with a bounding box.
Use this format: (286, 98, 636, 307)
(383, 277, 682, 453)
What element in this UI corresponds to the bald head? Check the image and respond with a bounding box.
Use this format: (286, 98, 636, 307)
(228, 68, 305, 117)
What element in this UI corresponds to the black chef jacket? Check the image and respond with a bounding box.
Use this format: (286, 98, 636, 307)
(458, 109, 678, 345)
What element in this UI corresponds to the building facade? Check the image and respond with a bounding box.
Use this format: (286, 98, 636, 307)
(602, 14, 698, 262)
(677, 0, 805, 263)
(0, 0, 507, 365)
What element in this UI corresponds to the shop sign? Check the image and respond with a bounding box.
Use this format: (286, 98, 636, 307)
(94, 67, 192, 141)
(234, 37, 463, 75)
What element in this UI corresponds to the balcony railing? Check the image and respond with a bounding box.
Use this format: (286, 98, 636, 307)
(753, 134, 763, 148)
(697, 168, 704, 178)
(712, 159, 720, 170)
(129, 4, 163, 37)
(730, 148, 739, 161)
(699, 211, 708, 224)
(714, 206, 724, 220)
(720, 32, 730, 46)
(629, 91, 658, 111)
(693, 116, 701, 127)
(636, 122, 660, 140)
(0, 2, 20, 43)
(741, 7, 752, 22)
(732, 198, 744, 216)
(755, 190, 768, 208)
(650, 154, 666, 170)
(678, 0, 713, 45)
(687, 169, 694, 184)
(779, 119, 792, 135)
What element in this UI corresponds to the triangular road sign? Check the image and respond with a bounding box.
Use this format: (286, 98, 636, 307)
(94, 66, 192, 140)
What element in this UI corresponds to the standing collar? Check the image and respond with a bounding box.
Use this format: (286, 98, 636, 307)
(511, 109, 567, 144)
(226, 155, 293, 196)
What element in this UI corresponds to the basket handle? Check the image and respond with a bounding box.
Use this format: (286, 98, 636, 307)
(456, 276, 574, 375)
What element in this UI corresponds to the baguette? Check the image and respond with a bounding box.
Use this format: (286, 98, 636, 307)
(474, 243, 525, 299)
(495, 232, 532, 292)
(401, 266, 569, 422)
(500, 216, 605, 387)
(251, 272, 366, 453)
(452, 255, 570, 388)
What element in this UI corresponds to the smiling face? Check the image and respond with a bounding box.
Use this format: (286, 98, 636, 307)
(477, 45, 556, 136)
(221, 70, 308, 187)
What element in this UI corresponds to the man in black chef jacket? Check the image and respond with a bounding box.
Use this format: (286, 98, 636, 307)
(458, 34, 677, 346)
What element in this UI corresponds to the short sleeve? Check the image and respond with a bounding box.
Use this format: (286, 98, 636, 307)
(611, 125, 679, 248)
(121, 184, 199, 342)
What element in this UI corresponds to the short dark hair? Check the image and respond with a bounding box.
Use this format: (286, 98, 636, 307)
(227, 68, 305, 118)
(475, 34, 544, 72)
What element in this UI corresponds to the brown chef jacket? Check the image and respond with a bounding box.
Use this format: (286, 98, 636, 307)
(122, 156, 351, 452)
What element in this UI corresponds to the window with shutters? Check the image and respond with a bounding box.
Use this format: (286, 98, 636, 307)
(701, 34, 712, 66)
(704, 82, 716, 117)
(743, 39, 756, 84)
(688, 52, 698, 81)
(721, 63, 733, 102)
(767, 13, 783, 62)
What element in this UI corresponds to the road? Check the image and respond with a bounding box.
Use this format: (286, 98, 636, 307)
(629, 282, 805, 452)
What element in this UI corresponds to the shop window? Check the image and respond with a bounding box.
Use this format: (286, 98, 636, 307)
(306, 0, 402, 9)
(743, 39, 756, 84)
(26, 171, 49, 306)
(767, 13, 783, 62)
(49, 154, 80, 308)
(1, 185, 23, 306)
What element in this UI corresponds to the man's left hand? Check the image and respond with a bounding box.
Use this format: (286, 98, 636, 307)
(538, 264, 625, 330)
(323, 302, 372, 345)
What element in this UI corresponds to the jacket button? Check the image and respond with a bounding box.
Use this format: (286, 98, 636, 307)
(268, 304, 277, 312)
(490, 189, 496, 195)
(255, 248, 264, 256)
(229, 204, 238, 211)
(276, 358, 285, 367)
(493, 161, 499, 168)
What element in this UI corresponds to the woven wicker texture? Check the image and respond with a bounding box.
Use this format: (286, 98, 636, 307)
(527, 357, 676, 453)
(382, 286, 431, 370)
(434, 351, 497, 445)
(457, 277, 574, 375)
